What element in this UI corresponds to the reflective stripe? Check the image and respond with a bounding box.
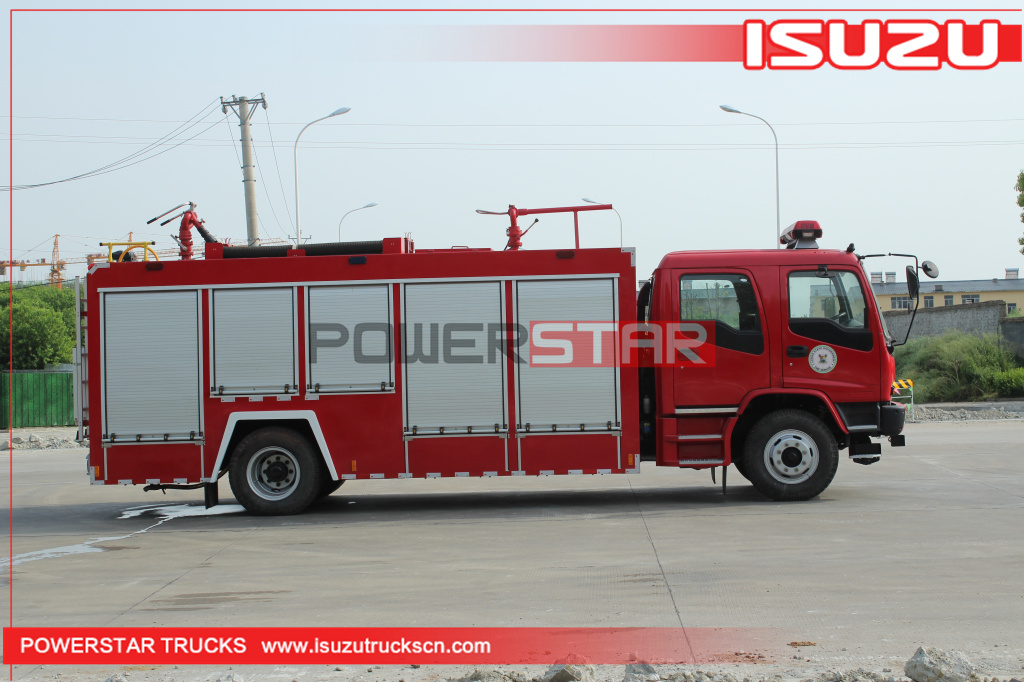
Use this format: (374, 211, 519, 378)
(675, 407, 738, 415)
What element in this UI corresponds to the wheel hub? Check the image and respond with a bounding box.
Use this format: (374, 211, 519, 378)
(261, 459, 292, 485)
(247, 447, 300, 499)
(764, 429, 818, 484)
(781, 447, 803, 467)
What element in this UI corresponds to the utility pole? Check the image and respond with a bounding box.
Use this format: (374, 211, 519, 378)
(221, 94, 267, 246)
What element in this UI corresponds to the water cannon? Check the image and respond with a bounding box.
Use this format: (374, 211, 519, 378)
(475, 203, 613, 251)
(149, 202, 218, 261)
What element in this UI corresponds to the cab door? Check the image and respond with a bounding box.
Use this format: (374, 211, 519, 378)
(667, 269, 770, 464)
(780, 267, 881, 403)
(672, 269, 770, 408)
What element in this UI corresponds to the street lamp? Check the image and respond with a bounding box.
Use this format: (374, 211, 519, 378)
(719, 104, 780, 248)
(338, 202, 378, 240)
(582, 198, 623, 248)
(294, 106, 351, 247)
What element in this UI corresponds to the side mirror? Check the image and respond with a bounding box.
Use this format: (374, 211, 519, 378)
(922, 260, 940, 279)
(906, 265, 920, 300)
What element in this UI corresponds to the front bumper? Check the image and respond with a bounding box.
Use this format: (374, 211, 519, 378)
(836, 400, 906, 438)
(879, 401, 906, 436)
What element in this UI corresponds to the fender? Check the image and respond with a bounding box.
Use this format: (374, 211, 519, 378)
(737, 388, 850, 434)
(207, 410, 339, 482)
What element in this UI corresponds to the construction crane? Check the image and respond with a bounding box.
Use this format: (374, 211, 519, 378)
(49, 235, 66, 288)
(3, 231, 292, 289)
(2, 235, 103, 289)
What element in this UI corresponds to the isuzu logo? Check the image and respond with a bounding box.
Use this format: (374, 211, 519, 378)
(744, 20, 1017, 70)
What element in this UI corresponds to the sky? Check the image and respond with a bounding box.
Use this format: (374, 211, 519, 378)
(4, 3, 1024, 286)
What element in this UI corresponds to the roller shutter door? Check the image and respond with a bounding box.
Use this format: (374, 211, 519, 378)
(307, 284, 393, 392)
(212, 288, 296, 394)
(516, 278, 619, 430)
(103, 290, 201, 440)
(404, 282, 505, 433)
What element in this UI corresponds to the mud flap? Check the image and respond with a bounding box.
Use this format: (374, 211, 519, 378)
(204, 482, 219, 509)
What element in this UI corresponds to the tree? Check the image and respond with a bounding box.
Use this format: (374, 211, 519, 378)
(0, 283, 79, 370)
(1017, 170, 1024, 255)
(0, 302, 73, 370)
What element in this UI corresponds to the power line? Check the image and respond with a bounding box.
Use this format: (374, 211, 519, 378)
(14, 235, 55, 260)
(220, 109, 290, 241)
(32, 99, 219, 177)
(223, 110, 243, 165)
(250, 129, 291, 241)
(17, 128, 1024, 143)
(5, 117, 226, 190)
(8, 114, 1024, 127)
(8, 136, 1023, 151)
(2, 99, 221, 192)
(262, 108, 295, 233)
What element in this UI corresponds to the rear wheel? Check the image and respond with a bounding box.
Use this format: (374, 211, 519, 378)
(317, 478, 344, 500)
(228, 427, 323, 515)
(742, 409, 838, 501)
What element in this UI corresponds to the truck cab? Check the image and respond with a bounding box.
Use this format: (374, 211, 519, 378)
(637, 222, 905, 500)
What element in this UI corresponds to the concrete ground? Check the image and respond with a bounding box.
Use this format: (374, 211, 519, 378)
(1, 421, 1022, 681)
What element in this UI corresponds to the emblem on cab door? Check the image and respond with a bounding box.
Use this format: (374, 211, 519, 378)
(809, 345, 838, 373)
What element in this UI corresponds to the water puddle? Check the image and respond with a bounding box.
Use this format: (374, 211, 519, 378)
(3, 503, 246, 567)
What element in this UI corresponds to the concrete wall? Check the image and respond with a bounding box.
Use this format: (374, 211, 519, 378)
(882, 300, 1024, 361)
(1002, 316, 1024, 360)
(883, 300, 1006, 341)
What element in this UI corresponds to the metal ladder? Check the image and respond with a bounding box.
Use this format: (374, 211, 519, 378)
(74, 276, 89, 443)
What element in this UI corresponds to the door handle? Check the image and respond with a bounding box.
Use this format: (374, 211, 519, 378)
(787, 345, 809, 358)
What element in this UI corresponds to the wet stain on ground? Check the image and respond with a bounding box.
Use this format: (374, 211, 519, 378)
(143, 590, 289, 609)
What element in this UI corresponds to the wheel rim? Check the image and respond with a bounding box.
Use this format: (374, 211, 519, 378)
(763, 429, 819, 484)
(246, 446, 301, 500)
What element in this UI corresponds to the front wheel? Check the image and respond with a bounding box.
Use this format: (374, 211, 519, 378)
(742, 410, 838, 501)
(228, 427, 323, 515)
(732, 456, 749, 481)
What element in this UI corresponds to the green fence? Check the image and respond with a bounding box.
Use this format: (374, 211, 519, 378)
(1, 372, 75, 429)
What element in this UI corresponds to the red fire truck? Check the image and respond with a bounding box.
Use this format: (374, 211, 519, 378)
(75, 205, 926, 515)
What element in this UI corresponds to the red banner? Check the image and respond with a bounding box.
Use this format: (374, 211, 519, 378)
(419, 22, 1021, 68)
(4, 627, 768, 665)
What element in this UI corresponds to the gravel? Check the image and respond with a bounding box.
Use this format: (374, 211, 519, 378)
(908, 406, 1024, 422)
(904, 648, 975, 682)
(12, 649, 1024, 682)
(5, 426, 84, 450)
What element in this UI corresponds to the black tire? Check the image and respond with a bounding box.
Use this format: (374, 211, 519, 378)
(228, 426, 323, 515)
(732, 456, 749, 481)
(317, 478, 344, 500)
(742, 409, 839, 501)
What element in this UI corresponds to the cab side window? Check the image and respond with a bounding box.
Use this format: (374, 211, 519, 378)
(788, 270, 873, 351)
(680, 273, 764, 355)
